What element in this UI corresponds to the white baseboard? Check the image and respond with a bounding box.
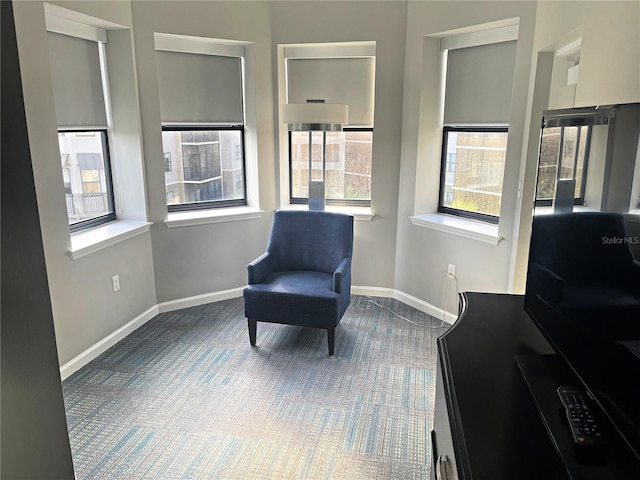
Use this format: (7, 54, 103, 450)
(157, 286, 245, 313)
(59, 304, 159, 381)
(392, 290, 458, 324)
(351, 285, 396, 297)
(60, 285, 456, 379)
(352, 286, 457, 324)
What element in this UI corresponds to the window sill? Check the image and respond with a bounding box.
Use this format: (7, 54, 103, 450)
(165, 206, 264, 228)
(409, 213, 503, 245)
(282, 204, 375, 221)
(69, 220, 153, 260)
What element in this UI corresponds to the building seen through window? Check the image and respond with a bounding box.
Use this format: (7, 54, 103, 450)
(161, 128, 245, 210)
(290, 129, 372, 204)
(439, 128, 508, 222)
(535, 125, 590, 205)
(58, 130, 114, 228)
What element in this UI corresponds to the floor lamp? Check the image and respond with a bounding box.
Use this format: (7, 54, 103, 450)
(283, 100, 348, 211)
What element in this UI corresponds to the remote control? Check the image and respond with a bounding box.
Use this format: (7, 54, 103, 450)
(557, 386, 604, 448)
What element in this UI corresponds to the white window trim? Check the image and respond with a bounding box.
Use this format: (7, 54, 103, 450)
(154, 32, 246, 58)
(410, 213, 503, 245)
(45, 13, 107, 43)
(165, 206, 264, 228)
(281, 203, 374, 222)
(440, 23, 519, 51)
(429, 17, 519, 47)
(69, 220, 152, 260)
(283, 42, 376, 60)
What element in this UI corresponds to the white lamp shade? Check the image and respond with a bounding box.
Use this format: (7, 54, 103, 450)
(282, 103, 348, 131)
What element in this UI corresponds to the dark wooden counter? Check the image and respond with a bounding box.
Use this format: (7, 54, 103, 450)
(432, 292, 640, 479)
(431, 292, 563, 479)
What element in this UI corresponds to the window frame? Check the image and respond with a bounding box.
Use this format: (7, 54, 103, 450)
(60, 128, 117, 233)
(161, 124, 247, 212)
(288, 126, 373, 207)
(437, 125, 508, 225)
(534, 124, 592, 207)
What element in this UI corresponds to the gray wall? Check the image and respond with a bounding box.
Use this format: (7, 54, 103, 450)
(1, 1, 75, 477)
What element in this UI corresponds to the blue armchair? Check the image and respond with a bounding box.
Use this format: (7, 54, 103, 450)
(243, 210, 354, 355)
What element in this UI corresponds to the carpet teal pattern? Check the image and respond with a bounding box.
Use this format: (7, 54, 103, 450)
(62, 296, 449, 479)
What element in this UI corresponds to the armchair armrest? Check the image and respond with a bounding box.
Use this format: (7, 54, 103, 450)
(333, 257, 352, 294)
(247, 252, 279, 285)
(527, 262, 565, 304)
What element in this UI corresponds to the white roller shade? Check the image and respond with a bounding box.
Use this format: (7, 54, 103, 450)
(47, 32, 107, 128)
(156, 50, 244, 124)
(444, 40, 517, 125)
(287, 57, 375, 127)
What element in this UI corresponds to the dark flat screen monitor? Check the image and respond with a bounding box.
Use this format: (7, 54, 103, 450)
(524, 103, 640, 461)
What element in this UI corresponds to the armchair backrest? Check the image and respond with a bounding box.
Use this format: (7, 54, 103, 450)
(267, 210, 354, 273)
(529, 212, 636, 282)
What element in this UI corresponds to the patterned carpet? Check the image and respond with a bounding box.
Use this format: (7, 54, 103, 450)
(62, 295, 449, 479)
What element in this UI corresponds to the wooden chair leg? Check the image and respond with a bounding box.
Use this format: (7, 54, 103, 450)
(327, 327, 335, 356)
(248, 318, 257, 347)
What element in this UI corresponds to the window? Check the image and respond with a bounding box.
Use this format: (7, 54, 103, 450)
(155, 40, 247, 211)
(284, 45, 375, 206)
(439, 127, 508, 223)
(535, 125, 591, 206)
(438, 37, 517, 223)
(62, 168, 72, 194)
(289, 128, 373, 205)
(47, 30, 116, 231)
(58, 130, 115, 227)
(161, 126, 246, 210)
(164, 152, 172, 172)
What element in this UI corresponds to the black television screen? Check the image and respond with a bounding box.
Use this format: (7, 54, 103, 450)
(524, 103, 640, 462)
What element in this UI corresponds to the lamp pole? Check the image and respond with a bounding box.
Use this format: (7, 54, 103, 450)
(308, 130, 327, 211)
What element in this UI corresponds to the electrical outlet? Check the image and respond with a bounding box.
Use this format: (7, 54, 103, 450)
(447, 264, 456, 279)
(112, 275, 120, 292)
